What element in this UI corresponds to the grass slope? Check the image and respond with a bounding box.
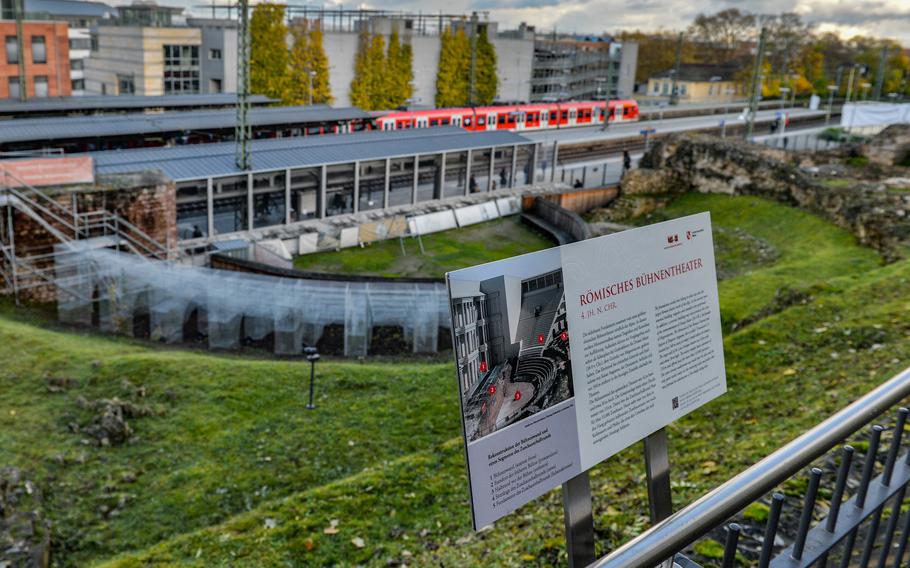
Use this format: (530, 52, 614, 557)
(292, 216, 555, 278)
(0, 194, 901, 567)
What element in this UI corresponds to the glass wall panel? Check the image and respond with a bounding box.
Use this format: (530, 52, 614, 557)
(469, 148, 491, 193)
(358, 160, 385, 212)
(388, 157, 414, 207)
(212, 175, 248, 235)
(416, 154, 442, 202)
(289, 167, 320, 222)
(493, 146, 514, 190)
(443, 151, 468, 198)
(252, 171, 286, 229)
(325, 163, 355, 216)
(514, 144, 534, 187)
(176, 179, 208, 240)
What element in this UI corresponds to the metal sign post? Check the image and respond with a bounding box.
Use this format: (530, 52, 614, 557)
(563, 472, 595, 568)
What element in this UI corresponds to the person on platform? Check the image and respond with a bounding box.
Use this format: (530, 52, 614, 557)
(622, 150, 632, 178)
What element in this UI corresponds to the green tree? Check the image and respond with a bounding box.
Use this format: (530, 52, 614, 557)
(350, 28, 372, 109)
(250, 3, 289, 101)
(435, 27, 469, 107)
(475, 24, 498, 105)
(308, 24, 333, 104)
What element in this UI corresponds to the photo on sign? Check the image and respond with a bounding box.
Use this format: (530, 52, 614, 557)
(449, 249, 575, 443)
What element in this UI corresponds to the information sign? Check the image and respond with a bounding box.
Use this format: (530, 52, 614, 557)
(446, 212, 726, 528)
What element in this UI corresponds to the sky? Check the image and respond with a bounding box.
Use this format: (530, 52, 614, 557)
(175, 0, 907, 45)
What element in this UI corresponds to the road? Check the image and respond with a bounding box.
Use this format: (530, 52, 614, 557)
(522, 107, 829, 145)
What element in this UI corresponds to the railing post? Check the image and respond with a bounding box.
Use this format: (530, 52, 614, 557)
(562, 471, 595, 568)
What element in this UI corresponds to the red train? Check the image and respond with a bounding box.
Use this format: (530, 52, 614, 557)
(375, 100, 640, 132)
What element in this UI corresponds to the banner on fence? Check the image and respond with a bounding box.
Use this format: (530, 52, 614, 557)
(447, 212, 726, 528)
(841, 103, 910, 128)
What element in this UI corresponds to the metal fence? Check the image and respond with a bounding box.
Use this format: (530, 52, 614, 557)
(536, 153, 642, 190)
(590, 366, 910, 568)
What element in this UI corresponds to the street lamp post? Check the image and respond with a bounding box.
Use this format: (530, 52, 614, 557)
(825, 84, 837, 125)
(304, 346, 320, 410)
(778, 87, 789, 111)
(307, 70, 317, 106)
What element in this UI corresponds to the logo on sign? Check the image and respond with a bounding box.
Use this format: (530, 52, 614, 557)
(686, 230, 692, 240)
(667, 234, 679, 244)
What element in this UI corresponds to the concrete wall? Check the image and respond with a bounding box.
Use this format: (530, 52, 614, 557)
(321, 28, 531, 107)
(616, 41, 637, 99)
(189, 18, 237, 94)
(84, 26, 200, 95)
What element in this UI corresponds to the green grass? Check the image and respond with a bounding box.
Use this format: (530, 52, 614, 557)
(292, 216, 555, 278)
(1, 195, 906, 567)
(635, 194, 882, 329)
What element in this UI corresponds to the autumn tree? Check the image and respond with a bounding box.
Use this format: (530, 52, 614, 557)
(308, 24, 333, 104)
(615, 30, 698, 84)
(475, 24, 498, 105)
(366, 33, 388, 109)
(250, 3, 289, 100)
(435, 27, 470, 107)
(286, 21, 312, 105)
(385, 27, 414, 108)
(349, 28, 372, 108)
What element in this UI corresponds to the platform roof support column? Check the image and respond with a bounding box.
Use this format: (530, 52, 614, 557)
(246, 172, 253, 231)
(438, 152, 447, 200)
(412, 155, 419, 204)
(284, 168, 291, 224)
(510, 143, 518, 189)
(353, 160, 360, 214)
(488, 147, 495, 191)
(206, 177, 214, 237)
(532, 143, 539, 185)
(319, 164, 327, 218)
(551, 142, 559, 183)
(383, 158, 390, 209)
(464, 150, 473, 196)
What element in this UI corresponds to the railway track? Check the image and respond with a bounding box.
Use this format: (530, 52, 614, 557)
(553, 115, 833, 165)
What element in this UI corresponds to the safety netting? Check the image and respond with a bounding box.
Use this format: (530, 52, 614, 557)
(54, 243, 451, 356)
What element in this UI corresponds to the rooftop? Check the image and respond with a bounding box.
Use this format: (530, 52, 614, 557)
(650, 63, 740, 82)
(0, 105, 372, 144)
(24, 0, 116, 18)
(0, 93, 274, 116)
(87, 127, 532, 181)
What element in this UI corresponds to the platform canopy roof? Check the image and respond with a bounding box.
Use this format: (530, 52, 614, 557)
(88, 127, 532, 181)
(0, 105, 372, 144)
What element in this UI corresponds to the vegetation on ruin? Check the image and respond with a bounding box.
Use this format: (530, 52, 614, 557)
(292, 216, 556, 279)
(3, 194, 909, 566)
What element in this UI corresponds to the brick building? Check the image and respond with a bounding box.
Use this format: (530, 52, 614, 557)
(0, 20, 71, 98)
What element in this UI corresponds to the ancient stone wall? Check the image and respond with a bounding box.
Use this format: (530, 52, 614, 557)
(623, 134, 910, 261)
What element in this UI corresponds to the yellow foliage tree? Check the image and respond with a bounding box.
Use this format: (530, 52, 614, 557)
(250, 3, 289, 101)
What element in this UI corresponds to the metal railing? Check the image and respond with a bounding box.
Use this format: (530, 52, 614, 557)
(592, 365, 910, 568)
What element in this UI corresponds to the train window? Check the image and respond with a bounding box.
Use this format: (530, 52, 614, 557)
(561, 110, 568, 120)
(549, 111, 557, 121)
(477, 116, 486, 126)
(569, 110, 576, 118)
(441, 118, 450, 126)
(490, 116, 496, 125)
(430, 119, 439, 127)
(464, 117, 472, 126)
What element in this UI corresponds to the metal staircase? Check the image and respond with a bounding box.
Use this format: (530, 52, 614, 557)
(0, 168, 169, 301)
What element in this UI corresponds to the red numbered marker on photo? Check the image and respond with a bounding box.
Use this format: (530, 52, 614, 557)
(480, 361, 487, 372)
(538, 334, 545, 344)
(488, 385, 496, 395)
(514, 391, 522, 401)
(560, 331, 568, 341)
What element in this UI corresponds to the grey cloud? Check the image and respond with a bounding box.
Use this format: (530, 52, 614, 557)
(471, 0, 563, 9)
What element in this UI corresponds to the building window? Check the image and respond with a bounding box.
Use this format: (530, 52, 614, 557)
(7, 77, 19, 99)
(209, 48, 221, 60)
(69, 37, 91, 50)
(209, 78, 222, 93)
(163, 44, 200, 95)
(31, 36, 46, 64)
(71, 59, 84, 71)
(33, 76, 48, 98)
(90, 32, 98, 52)
(5, 36, 18, 64)
(71, 78, 85, 91)
(117, 74, 135, 95)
